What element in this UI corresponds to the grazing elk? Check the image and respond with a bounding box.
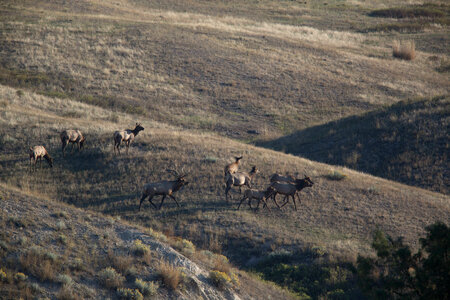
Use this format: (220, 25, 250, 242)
(237, 186, 275, 211)
(225, 166, 259, 202)
(29, 146, 53, 171)
(113, 123, 144, 155)
(60, 129, 86, 157)
(139, 175, 189, 210)
(224, 156, 243, 176)
(270, 176, 314, 211)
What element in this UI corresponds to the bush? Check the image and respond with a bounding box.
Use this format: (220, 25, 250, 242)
(0, 268, 7, 282)
(135, 278, 159, 296)
(392, 40, 416, 61)
(158, 261, 181, 290)
(132, 239, 150, 257)
(357, 221, 450, 299)
(324, 170, 347, 181)
(209, 270, 231, 289)
(117, 288, 143, 300)
(369, 7, 444, 19)
(99, 267, 125, 289)
(14, 272, 28, 282)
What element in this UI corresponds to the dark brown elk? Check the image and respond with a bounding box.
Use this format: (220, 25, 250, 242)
(60, 130, 85, 157)
(237, 186, 275, 211)
(29, 146, 53, 171)
(224, 156, 243, 176)
(225, 166, 259, 201)
(113, 123, 144, 155)
(270, 176, 314, 211)
(139, 175, 189, 210)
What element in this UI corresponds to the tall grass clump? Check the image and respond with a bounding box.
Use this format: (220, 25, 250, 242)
(135, 278, 159, 296)
(392, 40, 416, 60)
(158, 261, 181, 290)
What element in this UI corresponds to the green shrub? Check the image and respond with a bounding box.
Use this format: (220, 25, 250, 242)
(117, 288, 143, 300)
(209, 270, 231, 289)
(132, 239, 150, 257)
(135, 278, 159, 296)
(0, 268, 7, 282)
(324, 170, 347, 181)
(99, 267, 125, 289)
(14, 272, 28, 282)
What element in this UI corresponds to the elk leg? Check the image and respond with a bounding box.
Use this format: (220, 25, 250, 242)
(259, 198, 271, 212)
(139, 194, 148, 211)
(291, 195, 297, 211)
(237, 196, 247, 210)
(280, 195, 289, 207)
(62, 141, 67, 157)
(169, 195, 180, 207)
(147, 196, 157, 209)
(225, 185, 231, 202)
(272, 194, 282, 209)
(159, 195, 167, 210)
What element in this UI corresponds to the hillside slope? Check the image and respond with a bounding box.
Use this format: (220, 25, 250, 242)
(258, 96, 449, 194)
(1, 84, 448, 264)
(0, 184, 292, 299)
(0, 0, 448, 140)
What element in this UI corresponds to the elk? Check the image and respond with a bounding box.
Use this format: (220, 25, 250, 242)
(29, 146, 53, 171)
(113, 123, 144, 155)
(225, 166, 259, 202)
(270, 176, 314, 211)
(224, 156, 243, 176)
(60, 129, 85, 157)
(139, 174, 189, 210)
(270, 173, 295, 184)
(237, 186, 275, 211)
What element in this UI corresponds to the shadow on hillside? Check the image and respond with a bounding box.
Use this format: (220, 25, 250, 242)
(256, 96, 449, 194)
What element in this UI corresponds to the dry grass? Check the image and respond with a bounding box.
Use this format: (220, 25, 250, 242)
(393, 40, 416, 60)
(157, 261, 181, 290)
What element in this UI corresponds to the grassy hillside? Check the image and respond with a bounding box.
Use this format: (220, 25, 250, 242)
(1, 184, 294, 299)
(258, 96, 449, 194)
(0, 0, 448, 141)
(1, 84, 448, 271)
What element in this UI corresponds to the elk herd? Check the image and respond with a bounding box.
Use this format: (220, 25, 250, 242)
(28, 123, 314, 212)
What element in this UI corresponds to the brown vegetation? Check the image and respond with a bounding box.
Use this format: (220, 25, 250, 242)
(393, 40, 416, 60)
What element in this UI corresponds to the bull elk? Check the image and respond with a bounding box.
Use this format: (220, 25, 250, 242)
(60, 129, 85, 157)
(113, 123, 144, 155)
(139, 173, 189, 210)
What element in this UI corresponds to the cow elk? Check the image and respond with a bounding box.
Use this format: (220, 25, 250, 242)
(113, 123, 144, 155)
(270, 176, 314, 211)
(224, 156, 243, 176)
(225, 166, 259, 201)
(139, 174, 189, 210)
(60, 129, 85, 157)
(29, 146, 53, 171)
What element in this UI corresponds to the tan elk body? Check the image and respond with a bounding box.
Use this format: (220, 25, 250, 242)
(237, 186, 275, 211)
(139, 175, 189, 210)
(113, 123, 144, 155)
(29, 146, 53, 170)
(270, 176, 314, 210)
(60, 129, 85, 156)
(225, 166, 259, 201)
(224, 156, 243, 176)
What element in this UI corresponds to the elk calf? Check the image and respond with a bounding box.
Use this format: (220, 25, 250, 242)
(139, 175, 189, 210)
(224, 156, 243, 176)
(29, 146, 53, 170)
(60, 129, 85, 157)
(237, 186, 275, 211)
(270, 176, 314, 211)
(114, 123, 144, 155)
(225, 166, 258, 201)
